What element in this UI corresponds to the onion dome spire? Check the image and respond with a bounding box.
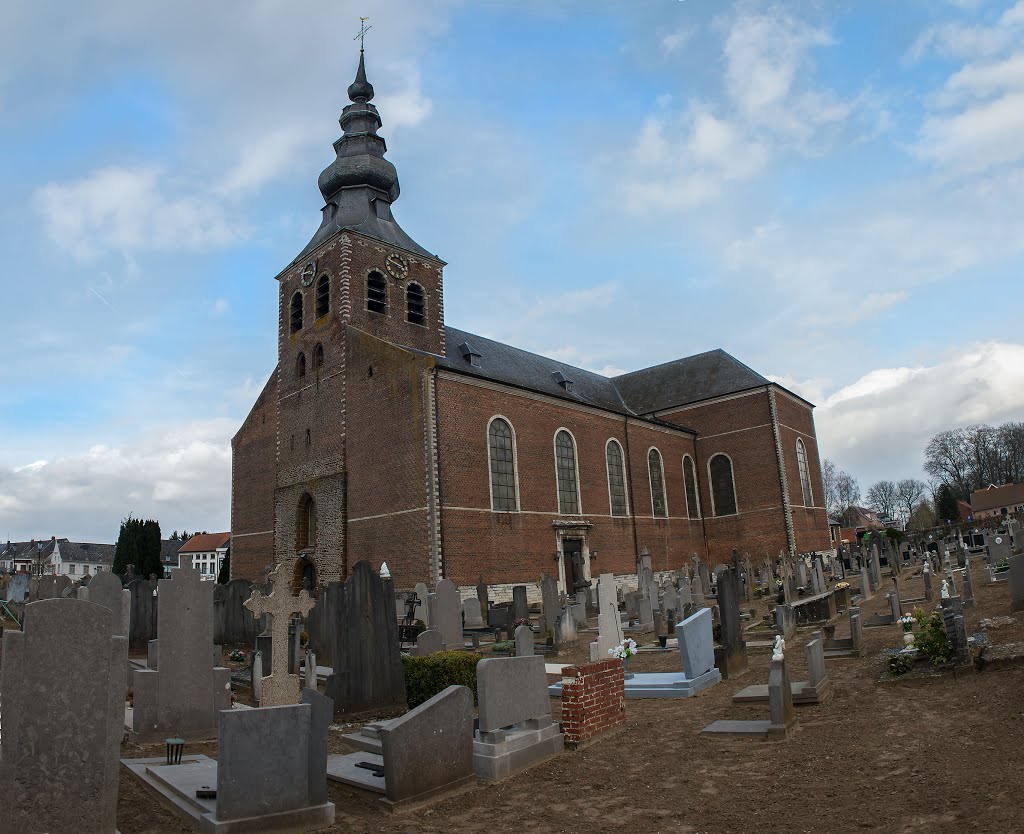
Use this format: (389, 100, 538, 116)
(347, 50, 374, 103)
(292, 43, 436, 263)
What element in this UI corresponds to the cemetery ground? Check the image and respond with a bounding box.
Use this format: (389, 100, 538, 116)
(113, 560, 1024, 834)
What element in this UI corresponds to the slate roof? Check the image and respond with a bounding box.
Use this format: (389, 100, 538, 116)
(161, 539, 186, 565)
(2, 539, 57, 561)
(611, 349, 771, 414)
(441, 326, 632, 414)
(57, 541, 116, 565)
(439, 328, 780, 422)
(180, 532, 231, 553)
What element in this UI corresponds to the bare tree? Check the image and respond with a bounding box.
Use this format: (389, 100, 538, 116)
(924, 428, 972, 498)
(865, 480, 898, 520)
(822, 459, 839, 518)
(835, 471, 861, 525)
(894, 478, 926, 526)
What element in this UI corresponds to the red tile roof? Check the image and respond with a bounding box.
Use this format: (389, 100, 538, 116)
(180, 532, 231, 553)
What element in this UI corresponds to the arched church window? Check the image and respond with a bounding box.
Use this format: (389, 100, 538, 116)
(648, 448, 668, 517)
(367, 271, 387, 314)
(296, 493, 317, 550)
(554, 430, 581, 515)
(606, 439, 628, 516)
(683, 455, 701, 519)
(315, 274, 330, 319)
(709, 454, 738, 516)
(296, 352, 306, 379)
(488, 417, 519, 511)
(406, 283, 426, 326)
(290, 291, 303, 333)
(313, 343, 324, 370)
(796, 438, 813, 506)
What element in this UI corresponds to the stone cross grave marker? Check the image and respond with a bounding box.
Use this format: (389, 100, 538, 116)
(245, 560, 316, 707)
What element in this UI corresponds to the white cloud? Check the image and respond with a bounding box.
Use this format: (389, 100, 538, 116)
(816, 341, 1024, 483)
(0, 418, 235, 541)
(909, 1, 1024, 61)
(33, 166, 243, 261)
(612, 5, 861, 213)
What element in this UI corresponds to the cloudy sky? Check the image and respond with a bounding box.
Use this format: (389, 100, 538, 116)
(2, 0, 1023, 542)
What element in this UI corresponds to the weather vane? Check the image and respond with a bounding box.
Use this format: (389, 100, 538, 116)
(354, 17, 371, 51)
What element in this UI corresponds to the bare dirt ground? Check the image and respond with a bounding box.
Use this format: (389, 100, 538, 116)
(118, 561, 1024, 834)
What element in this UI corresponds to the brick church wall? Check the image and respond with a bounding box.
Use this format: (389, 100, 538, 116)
(344, 327, 436, 587)
(660, 389, 790, 564)
(774, 391, 831, 553)
(230, 372, 278, 581)
(434, 374, 706, 587)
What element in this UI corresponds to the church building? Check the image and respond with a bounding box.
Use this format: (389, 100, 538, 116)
(230, 51, 831, 593)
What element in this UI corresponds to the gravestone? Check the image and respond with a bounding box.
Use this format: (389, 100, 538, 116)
(0, 599, 125, 833)
(412, 627, 443, 656)
(414, 582, 431, 627)
(987, 532, 1011, 563)
(678, 574, 693, 610)
(473, 655, 563, 781)
(554, 604, 579, 654)
(775, 603, 796, 640)
(591, 573, 624, 661)
(539, 574, 559, 637)
(123, 690, 335, 833)
(732, 631, 832, 706)
(514, 624, 534, 657)
(1007, 554, 1024, 612)
(214, 577, 259, 646)
(327, 686, 475, 810)
(130, 557, 230, 742)
(767, 656, 797, 737)
(512, 585, 529, 623)
(476, 578, 489, 619)
(463, 597, 484, 627)
(434, 578, 463, 649)
(325, 560, 407, 717)
(126, 576, 158, 649)
(677, 607, 718, 681)
(697, 560, 711, 596)
(716, 570, 748, 679)
(962, 557, 975, 608)
(244, 561, 316, 707)
(6, 572, 29, 603)
(637, 549, 653, 596)
(252, 651, 263, 702)
(923, 561, 934, 602)
(82, 570, 130, 637)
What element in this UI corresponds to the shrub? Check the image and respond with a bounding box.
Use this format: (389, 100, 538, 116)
(491, 641, 514, 653)
(888, 653, 914, 675)
(912, 609, 953, 666)
(402, 651, 480, 709)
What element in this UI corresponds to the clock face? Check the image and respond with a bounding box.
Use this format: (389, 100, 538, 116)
(300, 261, 317, 287)
(386, 253, 409, 280)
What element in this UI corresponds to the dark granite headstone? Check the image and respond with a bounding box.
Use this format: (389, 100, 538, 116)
(325, 560, 407, 717)
(379, 685, 474, 808)
(512, 585, 529, 623)
(716, 570, 748, 679)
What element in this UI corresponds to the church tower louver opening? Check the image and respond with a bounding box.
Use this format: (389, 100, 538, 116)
(256, 47, 447, 588)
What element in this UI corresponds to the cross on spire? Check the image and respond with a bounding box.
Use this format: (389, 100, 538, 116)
(354, 16, 371, 52)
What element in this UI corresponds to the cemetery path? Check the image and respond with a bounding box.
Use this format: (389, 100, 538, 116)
(116, 561, 1024, 834)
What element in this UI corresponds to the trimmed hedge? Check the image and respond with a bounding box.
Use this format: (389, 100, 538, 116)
(402, 650, 480, 709)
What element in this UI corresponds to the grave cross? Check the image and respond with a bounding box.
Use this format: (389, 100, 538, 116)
(244, 561, 316, 706)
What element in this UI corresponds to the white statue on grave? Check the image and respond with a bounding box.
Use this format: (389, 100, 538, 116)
(940, 579, 950, 599)
(772, 635, 785, 661)
(380, 561, 391, 579)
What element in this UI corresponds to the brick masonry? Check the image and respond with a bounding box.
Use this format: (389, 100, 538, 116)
(231, 227, 832, 587)
(560, 658, 626, 750)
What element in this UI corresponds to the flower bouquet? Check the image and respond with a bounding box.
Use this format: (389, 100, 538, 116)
(899, 613, 915, 646)
(609, 637, 638, 678)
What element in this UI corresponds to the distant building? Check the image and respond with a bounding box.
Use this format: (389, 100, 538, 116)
(53, 540, 116, 576)
(0, 536, 189, 578)
(178, 533, 230, 580)
(970, 483, 1024, 520)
